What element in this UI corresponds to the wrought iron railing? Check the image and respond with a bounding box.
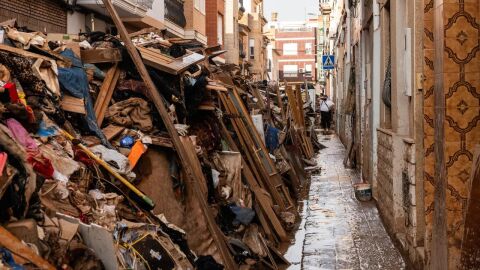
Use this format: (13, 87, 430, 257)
(165, 0, 186, 28)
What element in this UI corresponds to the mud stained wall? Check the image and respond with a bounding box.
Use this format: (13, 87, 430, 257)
(0, 0, 67, 33)
(423, 0, 480, 268)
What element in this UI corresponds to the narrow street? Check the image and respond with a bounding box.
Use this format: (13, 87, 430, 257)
(285, 133, 405, 270)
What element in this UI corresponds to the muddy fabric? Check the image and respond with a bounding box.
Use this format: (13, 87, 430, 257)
(216, 152, 251, 206)
(5, 118, 37, 151)
(265, 125, 280, 153)
(242, 224, 267, 257)
(181, 168, 224, 265)
(5, 27, 46, 49)
(39, 144, 79, 182)
(6, 118, 54, 178)
(58, 49, 110, 147)
(32, 59, 60, 96)
(0, 124, 36, 219)
(134, 149, 185, 226)
(0, 51, 48, 94)
(107, 97, 153, 132)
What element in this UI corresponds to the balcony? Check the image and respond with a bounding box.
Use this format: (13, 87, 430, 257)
(165, 0, 186, 28)
(76, 0, 152, 18)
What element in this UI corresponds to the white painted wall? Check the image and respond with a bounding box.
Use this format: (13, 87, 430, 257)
(371, 0, 381, 197)
(146, 0, 165, 22)
(67, 11, 86, 34)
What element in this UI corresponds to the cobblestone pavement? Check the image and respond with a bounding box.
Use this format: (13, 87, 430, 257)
(284, 134, 405, 270)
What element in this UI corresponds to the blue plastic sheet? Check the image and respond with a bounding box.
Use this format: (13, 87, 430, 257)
(265, 125, 280, 153)
(0, 248, 24, 270)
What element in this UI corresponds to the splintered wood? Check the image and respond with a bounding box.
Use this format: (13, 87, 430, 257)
(218, 89, 297, 218)
(285, 83, 314, 159)
(94, 64, 121, 126)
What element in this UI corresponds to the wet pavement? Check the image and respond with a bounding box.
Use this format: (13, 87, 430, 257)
(285, 133, 405, 270)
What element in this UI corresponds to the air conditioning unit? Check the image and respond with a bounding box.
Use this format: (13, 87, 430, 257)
(298, 68, 305, 74)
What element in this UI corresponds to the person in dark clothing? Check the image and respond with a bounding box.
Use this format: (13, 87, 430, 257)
(319, 95, 335, 132)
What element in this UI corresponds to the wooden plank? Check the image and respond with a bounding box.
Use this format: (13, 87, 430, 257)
(250, 85, 266, 111)
(219, 91, 297, 216)
(206, 84, 228, 92)
(138, 47, 205, 75)
(29, 44, 72, 66)
(102, 125, 125, 141)
(150, 135, 174, 148)
(228, 89, 297, 213)
(460, 145, 480, 268)
(102, 2, 236, 269)
(81, 48, 122, 64)
(61, 95, 85, 114)
(0, 44, 53, 61)
(0, 226, 55, 269)
(219, 120, 288, 242)
(129, 27, 160, 38)
(94, 65, 121, 126)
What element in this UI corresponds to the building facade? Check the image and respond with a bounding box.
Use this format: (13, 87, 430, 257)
(241, 0, 267, 80)
(59, 0, 207, 45)
(328, 0, 480, 269)
(318, 0, 332, 95)
(272, 21, 317, 85)
(205, 0, 225, 48)
(223, 0, 241, 64)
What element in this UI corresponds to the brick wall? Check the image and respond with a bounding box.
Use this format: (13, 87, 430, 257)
(0, 0, 67, 33)
(275, 29, 317, 83)
(206, 0, 225, 47)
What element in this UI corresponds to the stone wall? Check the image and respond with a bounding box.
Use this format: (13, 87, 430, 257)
(402, 139, 424, 266)
(376, 128, 395, 229)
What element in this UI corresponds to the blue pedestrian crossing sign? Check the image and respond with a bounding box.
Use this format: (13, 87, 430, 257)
(322, 55, 335, 70)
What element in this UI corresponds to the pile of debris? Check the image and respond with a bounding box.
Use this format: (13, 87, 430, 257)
(0, 5, 320, 270)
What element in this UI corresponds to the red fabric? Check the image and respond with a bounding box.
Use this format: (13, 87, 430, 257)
(27, 153, 54, 178)
(73, 146, 95, 166)
(4, 82, 18, 103)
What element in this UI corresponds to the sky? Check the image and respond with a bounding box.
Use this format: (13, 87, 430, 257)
(263, 0, 319, 22)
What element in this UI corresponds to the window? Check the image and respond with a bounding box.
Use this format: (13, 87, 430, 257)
(217, 13, 224, 45)
(249, 38, 255, 59)
(239, 38, 245, 57)
(283, 64, 298, 77)
(305, 43, 312, 54)
(283, 43, 298, 55)
(305, 64, 312, 77)
(194, 0, 205, 14)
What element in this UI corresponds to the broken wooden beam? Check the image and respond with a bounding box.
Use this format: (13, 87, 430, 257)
(0, 226, 55, 270)
(61, 95, 86, 114)
(94, 64, 121, 126)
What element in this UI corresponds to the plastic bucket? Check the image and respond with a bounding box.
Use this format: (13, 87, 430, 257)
(354, 183, 372, 202)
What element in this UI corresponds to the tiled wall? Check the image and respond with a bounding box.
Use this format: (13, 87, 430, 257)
(424, 0, 480, 268)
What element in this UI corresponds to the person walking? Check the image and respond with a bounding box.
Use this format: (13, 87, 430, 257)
(320, 95, 335, 133)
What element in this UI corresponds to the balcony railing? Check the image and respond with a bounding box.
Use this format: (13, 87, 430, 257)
(165, 0, 186, 28)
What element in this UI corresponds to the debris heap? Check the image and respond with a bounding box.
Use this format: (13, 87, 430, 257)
(0, 10, 320, 270)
